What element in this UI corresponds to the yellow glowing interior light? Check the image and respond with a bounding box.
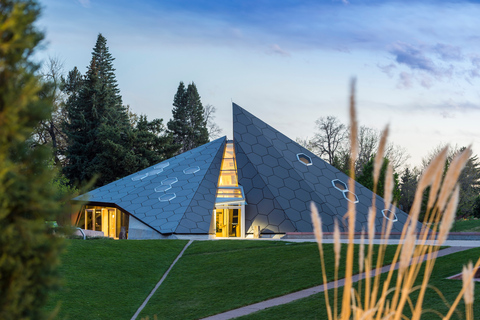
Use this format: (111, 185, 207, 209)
(224, 144, 235, 157)
(216, 188, 242, 198)
(221, 158, 235, 170)
(218, 142, 238, 187)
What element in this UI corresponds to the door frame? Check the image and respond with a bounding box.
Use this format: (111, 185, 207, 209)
(214, 204, 245, 238)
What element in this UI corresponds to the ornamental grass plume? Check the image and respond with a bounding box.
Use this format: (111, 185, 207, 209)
(462, 262, 475, 320)
(310, 79, 480, 320)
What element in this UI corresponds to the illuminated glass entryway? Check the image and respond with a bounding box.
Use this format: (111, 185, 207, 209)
(215, 141, 246, 238)
(75, 205, 129, 239)
(215, 207, 241, 237)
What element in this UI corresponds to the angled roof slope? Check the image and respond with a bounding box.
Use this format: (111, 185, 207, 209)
(74, 136, 226, 234)
(233, 103, 411, 233)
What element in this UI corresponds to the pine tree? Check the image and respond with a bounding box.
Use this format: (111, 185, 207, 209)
(398, 167, 418, 213)
(132, 115, 178, 168)
(63, 34, 135, 187)
(185, 82, 209, 149)
(0, 1, 64, 318)
(167, 81, 209, 153)
(167, 81, 188, 152)
(356, 156, 401, 204)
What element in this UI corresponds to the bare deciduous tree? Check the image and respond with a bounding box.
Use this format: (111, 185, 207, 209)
(311, 116, 348, 164)
(204, 104, 222, 140)
(353, 126, 410, 175)
(33, 56, 68, 166)
(296, 137, 317, 152)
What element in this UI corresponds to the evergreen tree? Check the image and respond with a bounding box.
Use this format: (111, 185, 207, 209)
(0, 1, 65, 318)
(168, 81, 209, 153)
(168, 81, 188, 151)
(398, 167, 418, 213)
(332, 152, 351, 177)
(63, 34, 135, 187)
(421, 145, 480, 218)
(132, 115, 178, 168)
(472, 195, 480, 219)
(356, 156, 401, 204)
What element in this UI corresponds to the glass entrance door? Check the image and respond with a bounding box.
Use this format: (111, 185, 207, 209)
(76, 206, 129, 239)
(215, 207, 241, 237)
(108, 209, 116, 238)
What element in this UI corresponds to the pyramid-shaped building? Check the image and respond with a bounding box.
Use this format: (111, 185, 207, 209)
(71, 103, 413, 239)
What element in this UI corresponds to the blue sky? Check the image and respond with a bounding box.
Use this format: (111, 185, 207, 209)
(36, 0, 480, 167)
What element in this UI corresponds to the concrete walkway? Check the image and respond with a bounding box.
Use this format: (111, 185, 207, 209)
(240, 237, 480, 247)
(200, 245, 476, 320)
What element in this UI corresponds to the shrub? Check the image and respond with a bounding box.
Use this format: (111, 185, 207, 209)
(0, 1, 66, 318)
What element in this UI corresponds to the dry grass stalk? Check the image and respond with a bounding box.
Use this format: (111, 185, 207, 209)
(334, 221, 341, 269)
(310, 202, 323, 246)
(310, 85, 479, 320)
(349, 79, 358, 161)
(463, 262, 475, 304)
(373, 126, 389, 191)
(437, 147, 471, 212)
(310, 202, 333, 320)
(437, 185, 459, 245)
(446, 258, 480, 320)
(408, 147, 447, 228)
(383, 164, 394, 211)
(399, 228, 416, 276)
(359, 230, 365, 275)
(462, 261, 475, 304)
(383, 206, 395, 243)
(367, 207, 376, 245)
(463, 262, 475, 320)
(339, 78, 358, 320)
(426, 147, 448, 210)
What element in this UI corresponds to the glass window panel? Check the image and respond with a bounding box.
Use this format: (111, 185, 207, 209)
(86, 209, 93, 230)
(218, 142, 239, 188)
(77, 210, 86, 229)
(221, 158, 236, 171)
(94, 209, 102, 231)
(224, 143, 235, 158)
(216, 188, 243, 198)
(219, 172, 237, 186)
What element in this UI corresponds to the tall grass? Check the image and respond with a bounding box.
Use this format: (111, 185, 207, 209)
(310, 80, 479, 320)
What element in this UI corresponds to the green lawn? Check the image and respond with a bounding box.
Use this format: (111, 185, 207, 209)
(451, 218, 480, 232)
(44, 239, 188, 320)
(45, 239, 451, 320)
(237, 247, 480, 320)
(138, 240, 398, 320)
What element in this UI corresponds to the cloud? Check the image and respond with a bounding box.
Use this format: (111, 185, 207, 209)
(409, 99, 480, 116)
(467, 55, 480, 80)
(440, 111, 455, 118)
(384, 41, 480, 88)
(397, 72, 413, 89)
(389, 42, 438, 74)
(266, 44, 290, 57)
(419, 74, 433, 89)
(434, 43, 463, 61)
(378, 63, 396, 78)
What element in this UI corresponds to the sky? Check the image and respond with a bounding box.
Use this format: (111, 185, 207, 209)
(35, 0, 480, 168)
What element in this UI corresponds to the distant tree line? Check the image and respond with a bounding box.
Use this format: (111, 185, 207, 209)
(34, 34, 221, 189)
(299, 116, 480, 220)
